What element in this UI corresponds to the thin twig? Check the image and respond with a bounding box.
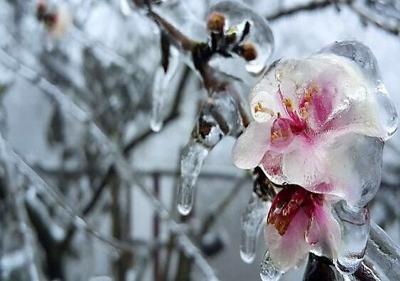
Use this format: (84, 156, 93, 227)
(349, 4, 400, 36)
(199, 177, 248, 235)
(153, 173, 161, 281)
(266, 0, 400, 37)
(266, 0, 338, 22)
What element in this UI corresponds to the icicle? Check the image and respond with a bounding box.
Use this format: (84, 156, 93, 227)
(260, 250, 282, 281)
(178, 140, 209, 215)
(150, 68, 165, 132)
(178, 98, 227, 215)
(150, 48, 180, 132)
(240, 192, 268, 263)
(334, 201, 370, 274)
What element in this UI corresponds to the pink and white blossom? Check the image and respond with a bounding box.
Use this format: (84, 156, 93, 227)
(233, 41, 397, 270)
(234, 42, 397, 207)
(265, 185, 340, 270)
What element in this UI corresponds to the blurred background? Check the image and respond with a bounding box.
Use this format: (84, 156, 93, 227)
(1, 0, 400, 280)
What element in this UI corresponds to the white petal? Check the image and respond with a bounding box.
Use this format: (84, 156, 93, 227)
(311, 204, 341, 260)
(322, 132, 383, 208)
(281, 132, 383, 208)
(281, 140, 326, 189)
(319, 41, 398, 139)
(232, 120, 272, 169)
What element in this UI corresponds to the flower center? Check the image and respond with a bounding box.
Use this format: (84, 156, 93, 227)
(267, 185, 323, 236)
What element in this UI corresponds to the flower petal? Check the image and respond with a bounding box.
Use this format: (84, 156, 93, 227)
(310, 204, 341, 259)
(265, 209, 311, 271)
(232, 120, 272, 169)
(319, 41, 398, 139)
(322, 132, 383, 208)
(280, 132, 383, 207)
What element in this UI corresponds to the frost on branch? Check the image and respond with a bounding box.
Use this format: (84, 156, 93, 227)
(233, 41, 398, 276)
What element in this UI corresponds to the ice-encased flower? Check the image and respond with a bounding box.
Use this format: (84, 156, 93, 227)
(233, 41, 397, 271)
(265, 185, 340, 271)
(233, 41, 397, 208)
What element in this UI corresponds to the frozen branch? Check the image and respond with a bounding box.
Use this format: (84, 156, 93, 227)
(349, 3, 400, 36)
(0, 48, 219, 281)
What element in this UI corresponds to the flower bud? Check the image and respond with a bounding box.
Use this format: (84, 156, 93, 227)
(207, 12, 225, 33)
(241, 42, 257, 61)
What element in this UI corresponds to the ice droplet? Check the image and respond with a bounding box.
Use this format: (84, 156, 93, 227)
(260, 250, 282, 281)
(150, 49, 180, 132)
(240, 192, 268, 263)
(177, 141, 209, 215)
(334, 201, 370, 274)
(208, 1, 274, 77)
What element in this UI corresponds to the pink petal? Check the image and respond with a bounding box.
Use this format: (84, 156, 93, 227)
(232, 120, 272, 169)
(260, 150, 284, 183)
(265, 209, 311, 271)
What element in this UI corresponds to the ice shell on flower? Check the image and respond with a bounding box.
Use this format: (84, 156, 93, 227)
(233, 41, 396, 208)
(319, 41, 398, 139)
(249, 45, 397, 139)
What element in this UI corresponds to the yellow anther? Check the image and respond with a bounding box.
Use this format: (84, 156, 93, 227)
(299, 106, 309, 119)
(254, 102, 263, 113)
(254, 102, 275, 116)
(283, 98, 293, 111)
(304, 82, 319, 102)
(271, 130, 281, 140)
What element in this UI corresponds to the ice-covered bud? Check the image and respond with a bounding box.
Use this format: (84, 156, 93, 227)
(208, 1, 274, 79)
(36, 2, 71, 38)
(207, 11, 226, 33)
(233, 41, 397, 209)
(241, 42, 258, 61)
(265, 186, 340, 271)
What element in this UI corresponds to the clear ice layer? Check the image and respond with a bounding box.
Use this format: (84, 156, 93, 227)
(240, 192, 268, 263)
(208, 1, 274, 78)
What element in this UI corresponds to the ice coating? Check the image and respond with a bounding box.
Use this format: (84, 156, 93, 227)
(333, 201, 370, 274)
(260, 250, 282, 281)
(319, 40, 398, 139)
(240, 192, 268, 263)
(233, 41, 397, 208)
(208, 1, 274, 76)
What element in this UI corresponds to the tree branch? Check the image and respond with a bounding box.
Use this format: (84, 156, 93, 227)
(266, 0, 338, 22)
